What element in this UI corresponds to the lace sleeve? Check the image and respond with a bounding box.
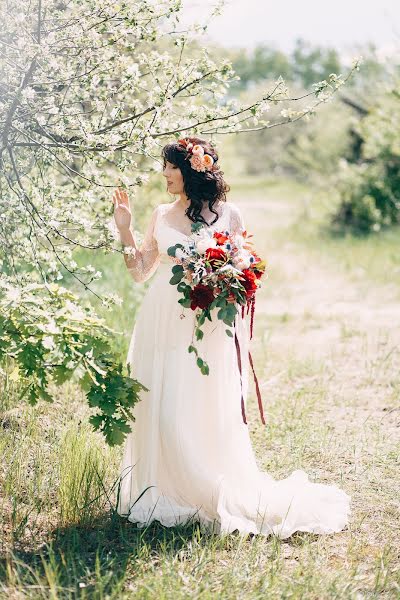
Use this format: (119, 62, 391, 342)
(122, 206, 161, 283)
(229, 203, 246, 235)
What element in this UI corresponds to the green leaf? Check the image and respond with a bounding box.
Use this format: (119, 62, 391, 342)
(225, 328, 233, 337)
(89, 414, 104, 430)
(217, 308, 227, 320)
(167, 243, 184, 257)
(178, 297, 192, 308)
(52, 365, 72, 385)
(225, 303, 238, 316)
(169, 271, 184, 285)
(172, 264, 184, 274)
(191, 222, 205, 233)
(195, 328, 204, 341)
(223, 316, 235, 326)
(209, 298, 219, 310)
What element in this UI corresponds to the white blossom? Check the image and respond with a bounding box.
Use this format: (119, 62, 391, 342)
(42, 336, 55, 350)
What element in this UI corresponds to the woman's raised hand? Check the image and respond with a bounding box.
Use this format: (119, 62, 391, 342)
(112, 187, 132, 232)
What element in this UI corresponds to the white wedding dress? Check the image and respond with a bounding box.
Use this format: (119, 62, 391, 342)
(116, 200, 351, 538)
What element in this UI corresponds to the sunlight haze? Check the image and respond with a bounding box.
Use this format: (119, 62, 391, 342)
(182, 0, 400, 56)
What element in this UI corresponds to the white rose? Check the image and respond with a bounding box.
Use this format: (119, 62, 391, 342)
(233, 251, 252, 270)
(196, 237, 217, 254)
(233, 259, 247, 270)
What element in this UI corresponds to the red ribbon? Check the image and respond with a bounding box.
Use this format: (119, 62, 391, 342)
(248, 350, 266, 425)
(234, 296, 266, 426)
(234, 329, 247, 425)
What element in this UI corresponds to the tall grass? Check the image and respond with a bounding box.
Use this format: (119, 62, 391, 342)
(58, 425, 108, 527)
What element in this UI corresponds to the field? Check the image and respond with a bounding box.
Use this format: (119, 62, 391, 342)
(1, 176, 399, 598)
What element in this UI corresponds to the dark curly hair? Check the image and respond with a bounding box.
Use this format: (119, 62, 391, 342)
(161, 136, 230, 225)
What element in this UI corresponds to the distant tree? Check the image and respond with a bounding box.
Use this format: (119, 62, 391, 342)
(291, 39, 342, 88)
(230, 40, 342, 91)
(331, 82, 400, 234)
(230, 45, 293, 90)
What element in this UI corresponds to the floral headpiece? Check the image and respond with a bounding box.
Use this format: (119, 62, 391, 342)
(177, 138, 216, 173)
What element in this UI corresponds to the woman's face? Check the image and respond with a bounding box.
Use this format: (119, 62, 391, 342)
(162, 159, 184, 195)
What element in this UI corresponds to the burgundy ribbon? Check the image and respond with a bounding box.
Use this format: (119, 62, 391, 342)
(234, 298, 266, 426)
(234, 329, 247, 425)
(248, 350, 266, 425)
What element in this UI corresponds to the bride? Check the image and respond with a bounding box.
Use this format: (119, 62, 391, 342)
(112, 136, 350, 538)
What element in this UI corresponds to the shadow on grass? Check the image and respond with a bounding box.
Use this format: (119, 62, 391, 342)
(0, 511, 238, 595)
(0, 508, 325, 597)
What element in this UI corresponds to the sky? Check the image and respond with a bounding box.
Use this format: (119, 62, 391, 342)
(180, 0, 400, 58)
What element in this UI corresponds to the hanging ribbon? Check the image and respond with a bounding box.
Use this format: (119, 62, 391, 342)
(234, 295, 266, 426)
(234, 328, 247, 425)
(248, 350, 266, 425)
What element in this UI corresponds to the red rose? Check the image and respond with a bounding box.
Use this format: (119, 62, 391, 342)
(213, 231, 229, 245)
(205, 247, 227, 262)
(240, 268, 258, 298)
(204, 247, 227, 270)
(189, 283, 215, 310)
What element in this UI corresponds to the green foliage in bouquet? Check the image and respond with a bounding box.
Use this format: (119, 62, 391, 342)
(0, 282, 148, 446)
(167, 230, 266, 376)
(168, 261, 241, 376)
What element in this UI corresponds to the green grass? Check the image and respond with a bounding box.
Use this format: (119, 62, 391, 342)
(1, 175, 399, 598)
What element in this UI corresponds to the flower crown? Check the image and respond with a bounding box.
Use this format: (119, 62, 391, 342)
(177, 138, 216, 173)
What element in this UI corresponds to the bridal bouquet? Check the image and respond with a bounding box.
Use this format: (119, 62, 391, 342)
(167, 223, 267, 376)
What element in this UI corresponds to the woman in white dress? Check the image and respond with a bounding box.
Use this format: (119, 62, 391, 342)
(112, 137, 351, 538)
